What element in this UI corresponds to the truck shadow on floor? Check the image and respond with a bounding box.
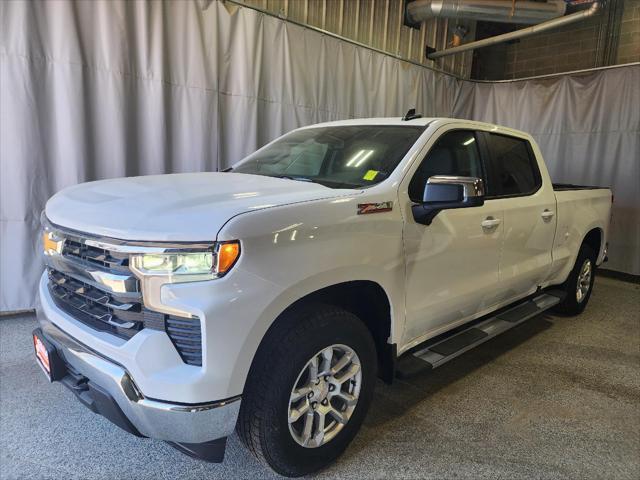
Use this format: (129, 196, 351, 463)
(361, 315, 555, 432)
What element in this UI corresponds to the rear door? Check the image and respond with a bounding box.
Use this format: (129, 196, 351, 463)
(481, 132, 556, 303)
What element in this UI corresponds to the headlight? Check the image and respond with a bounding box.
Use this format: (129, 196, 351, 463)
(134, 252, 214, 275)
(130, 241, 240, 282)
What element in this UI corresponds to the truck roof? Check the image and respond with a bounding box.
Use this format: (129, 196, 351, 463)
(299, 117, 438, 128)
(298, 117, 530, 139)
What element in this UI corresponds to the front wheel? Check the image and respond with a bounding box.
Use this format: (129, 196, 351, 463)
(237, 304, 377, 477)
(553, 243, 597, 315)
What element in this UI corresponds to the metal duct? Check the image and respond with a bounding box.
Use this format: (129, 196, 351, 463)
(427, 2, 600, 59)
(407, 0, 567, 25)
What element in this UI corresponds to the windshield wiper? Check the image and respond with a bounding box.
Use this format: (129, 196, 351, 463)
(273, 175, 315, 183)
(274, 175, 363, 189)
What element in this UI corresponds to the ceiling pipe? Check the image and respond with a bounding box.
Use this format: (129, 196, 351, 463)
(427, 1, 600, 60)
(407, 0, 567, 25)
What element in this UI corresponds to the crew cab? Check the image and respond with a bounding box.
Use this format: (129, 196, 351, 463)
(34, 116, 612, 476)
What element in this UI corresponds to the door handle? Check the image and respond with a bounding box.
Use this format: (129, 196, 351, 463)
(481, 217, 501, 229)
(541, 209, 555, 221)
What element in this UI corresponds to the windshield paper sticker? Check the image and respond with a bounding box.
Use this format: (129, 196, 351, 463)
(363, 170, 379, 181)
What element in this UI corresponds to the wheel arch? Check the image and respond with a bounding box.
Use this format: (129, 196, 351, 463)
(247, 280, 396, 386)
(582, 227, 603, 260)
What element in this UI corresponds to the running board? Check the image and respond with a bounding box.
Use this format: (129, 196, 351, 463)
(396, 291, 564, 379)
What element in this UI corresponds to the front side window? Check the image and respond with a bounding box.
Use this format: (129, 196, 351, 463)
(409, 130, 482, 202)
(485, 133, 541, 197)
(233, 125, 425, 189)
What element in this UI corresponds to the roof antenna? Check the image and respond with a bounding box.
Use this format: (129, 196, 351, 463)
(402, 108, 422, 121)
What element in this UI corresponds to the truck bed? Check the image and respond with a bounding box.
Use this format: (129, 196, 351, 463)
(551, 186, 611, 277)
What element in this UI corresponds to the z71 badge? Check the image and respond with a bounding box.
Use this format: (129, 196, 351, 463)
(357, 201, 393, 215)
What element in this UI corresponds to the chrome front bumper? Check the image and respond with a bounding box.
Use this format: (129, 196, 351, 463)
(37, 310, 241, 445)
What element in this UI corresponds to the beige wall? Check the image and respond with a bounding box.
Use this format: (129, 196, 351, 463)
(617, 0, 640, 64)
(503, 16, 602, 79)
(482, 0, 639, 80)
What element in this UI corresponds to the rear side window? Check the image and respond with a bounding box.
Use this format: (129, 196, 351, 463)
(485, 134, 541, 197)
(409, 130, 483, 202)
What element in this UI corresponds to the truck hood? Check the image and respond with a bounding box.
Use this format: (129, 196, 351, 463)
(46, 172, 357, 241)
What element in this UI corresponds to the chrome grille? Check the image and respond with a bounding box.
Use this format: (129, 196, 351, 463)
(48, 269, 162, 339)
(62, 238, 130, 273)
(48, 269, 202, 365)
(43, 221, 204, 366)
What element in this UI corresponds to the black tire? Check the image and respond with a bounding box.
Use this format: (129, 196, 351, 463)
(236, 304, 377, 477)
(553, 243, 597, 315)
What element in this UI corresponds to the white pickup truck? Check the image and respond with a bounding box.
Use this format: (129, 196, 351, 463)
(34, 115, 612, 476)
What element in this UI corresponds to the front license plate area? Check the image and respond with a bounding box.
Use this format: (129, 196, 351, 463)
(32, 329, 66, 382)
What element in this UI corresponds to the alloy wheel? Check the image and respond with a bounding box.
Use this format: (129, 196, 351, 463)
(576, 258, 592, 303)
(288, 344, 362, 448)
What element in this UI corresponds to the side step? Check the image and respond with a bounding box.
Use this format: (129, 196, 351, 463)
(396, 291, 564, 379)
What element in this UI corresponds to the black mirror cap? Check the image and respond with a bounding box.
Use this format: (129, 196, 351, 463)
(412, 191, 484, 226)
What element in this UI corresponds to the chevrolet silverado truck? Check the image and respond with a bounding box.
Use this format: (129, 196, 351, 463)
(34, 114, 612, 476)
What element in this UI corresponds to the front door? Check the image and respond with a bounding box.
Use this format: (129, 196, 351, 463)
(401, 128, 504, 344)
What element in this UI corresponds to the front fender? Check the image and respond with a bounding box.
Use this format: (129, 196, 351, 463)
(206, 193, 406, 396)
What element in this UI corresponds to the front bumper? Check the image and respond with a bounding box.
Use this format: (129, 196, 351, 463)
(36, 309, 241, 448)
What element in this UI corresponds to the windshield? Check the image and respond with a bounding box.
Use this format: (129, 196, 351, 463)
(232, 125, 425, 189)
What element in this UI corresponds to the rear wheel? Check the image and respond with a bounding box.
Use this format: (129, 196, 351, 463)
(553, 244, 597, 315)
(237, 304, 377, 477)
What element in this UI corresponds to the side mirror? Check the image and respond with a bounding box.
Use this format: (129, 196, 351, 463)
(412, 175, 485, 225)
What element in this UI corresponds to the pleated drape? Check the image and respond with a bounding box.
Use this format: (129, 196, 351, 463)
(1, 0, 638, 310)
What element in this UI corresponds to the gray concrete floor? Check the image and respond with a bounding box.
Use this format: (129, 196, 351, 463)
(1, 276, 639, 479)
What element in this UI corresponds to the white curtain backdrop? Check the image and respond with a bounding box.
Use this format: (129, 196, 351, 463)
(453, 69, 640, 279)
(1, 0, 638, 311)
